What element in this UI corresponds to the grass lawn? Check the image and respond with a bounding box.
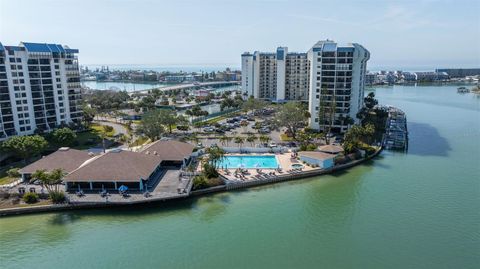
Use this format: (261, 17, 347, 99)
(0, 163, 23, 185)
(130, 136, 149, 147)
(280, 133, 294, 141)
(0, 175, 17, 185)
(90, 123, 116, 137)
(73, 130, 102, 150)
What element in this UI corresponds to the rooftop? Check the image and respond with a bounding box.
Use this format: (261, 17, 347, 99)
(64, 150, 161, 182)
(141, 140, 194, 162)
(19, 148, 94, 174)
(298, 151, 336, 160)
(318, 145, 344, 154)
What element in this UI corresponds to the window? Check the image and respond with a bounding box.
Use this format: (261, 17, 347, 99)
(16, 58, 21, 62)
(10, 65, 16, 70)
(55, 65, 59, 69)
(9, 58, 16, 62)
(57, 84, 61, 88)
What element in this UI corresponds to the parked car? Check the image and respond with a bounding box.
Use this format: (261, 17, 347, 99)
(269, 142, 278, 147)
(259, 127, 270, 134)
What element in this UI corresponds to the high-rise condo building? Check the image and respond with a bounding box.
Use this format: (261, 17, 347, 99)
(241, 47, 309, 101)
(241, 40, 369, 133)
(0, 42, 82, 141)
(308, 40, 369, 133)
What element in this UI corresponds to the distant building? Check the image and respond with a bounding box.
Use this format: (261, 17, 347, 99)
(164, 74, 195, 83)
(414, 71, 449, 82)
(0, 42, 82, 141)
(435, 68, 480, 78)
(402, 72, 417, 82)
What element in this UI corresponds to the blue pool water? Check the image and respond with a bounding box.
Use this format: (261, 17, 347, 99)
(217, 155, 279, 169)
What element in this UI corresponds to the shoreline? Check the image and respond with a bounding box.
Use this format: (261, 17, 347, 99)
(0, 147, 382, 217)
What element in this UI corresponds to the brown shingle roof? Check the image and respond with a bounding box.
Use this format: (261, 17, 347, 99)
(19, 148, 93, 174)
(141, 140, 194, 161)
(64, 150, 161, 182)
(318, 144, 344, 154)
(298, 151, 336, 160)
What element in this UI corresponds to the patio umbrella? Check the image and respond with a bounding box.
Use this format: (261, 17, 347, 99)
(118, 185, 128, 192)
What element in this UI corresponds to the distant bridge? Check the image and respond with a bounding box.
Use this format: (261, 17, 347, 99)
(135, 81, 240, 94)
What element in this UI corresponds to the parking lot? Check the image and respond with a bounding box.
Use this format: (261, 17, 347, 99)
(193, 108, 289, 147)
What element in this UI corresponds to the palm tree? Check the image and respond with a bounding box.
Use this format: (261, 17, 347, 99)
(219, 135, 229, 146)
(246, 135, 256, 147)
(225, 136, 233, 146)
(234, 136, 244, 149)
(259, 135, 270, 146)
(206, 146, 225, 168)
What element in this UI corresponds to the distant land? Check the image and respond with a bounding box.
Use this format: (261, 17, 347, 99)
(82, 64, 480, 73)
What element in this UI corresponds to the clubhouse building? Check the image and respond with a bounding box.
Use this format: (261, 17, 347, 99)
(20, 140, 194, 192)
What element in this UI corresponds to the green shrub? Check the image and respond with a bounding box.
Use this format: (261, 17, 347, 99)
(49, 191, 65, 203)
(193, 175, 209, 190)
(202, 163, 219, 179)
(306, 144, 317, 151)
(103, 125, 114, 133)
(7, 168, 21, 178)
(23, 192, 39, 204)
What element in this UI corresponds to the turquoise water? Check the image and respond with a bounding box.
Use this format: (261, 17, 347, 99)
(0, 84, 479, 268)
(217, 155, 279, 169)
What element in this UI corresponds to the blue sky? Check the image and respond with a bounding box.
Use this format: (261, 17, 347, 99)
(1, 0, 479, 70)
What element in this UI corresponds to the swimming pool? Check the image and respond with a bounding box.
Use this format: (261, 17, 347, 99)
(217, 155, 279, 169)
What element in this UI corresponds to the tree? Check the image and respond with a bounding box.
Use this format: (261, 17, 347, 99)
(364, 92, 378, 109)
(52, 127, 77, 146)
(206, 146, 225, 168)
(2, 135, 48, 163)
(137, 110, 165, 141)
(31, 168, 66, 203)
(242, 96, 267, 113)
(275, 101, 308, 139)
(82, 105, 96, 127)
(154, 109, 187, 134)
(139, 95, 156, 111)
(234, 136, 244, 149)
(246, 135, 257, 146)
(7, 168, 20, 178)
(219, 135, 229, 146)
(220, 97, 236, 111)
(259, 135, 270, 145)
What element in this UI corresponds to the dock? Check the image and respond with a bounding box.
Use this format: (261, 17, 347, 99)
(384, 106, 408, 150)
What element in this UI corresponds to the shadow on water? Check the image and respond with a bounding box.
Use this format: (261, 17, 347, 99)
(37, 193, 235, 225)
(407, 122, 451, 157)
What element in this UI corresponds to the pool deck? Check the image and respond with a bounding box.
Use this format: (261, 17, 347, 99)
(216, 153, 317, 182)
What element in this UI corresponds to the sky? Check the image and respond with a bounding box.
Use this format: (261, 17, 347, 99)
(1, 0, 479, 70)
